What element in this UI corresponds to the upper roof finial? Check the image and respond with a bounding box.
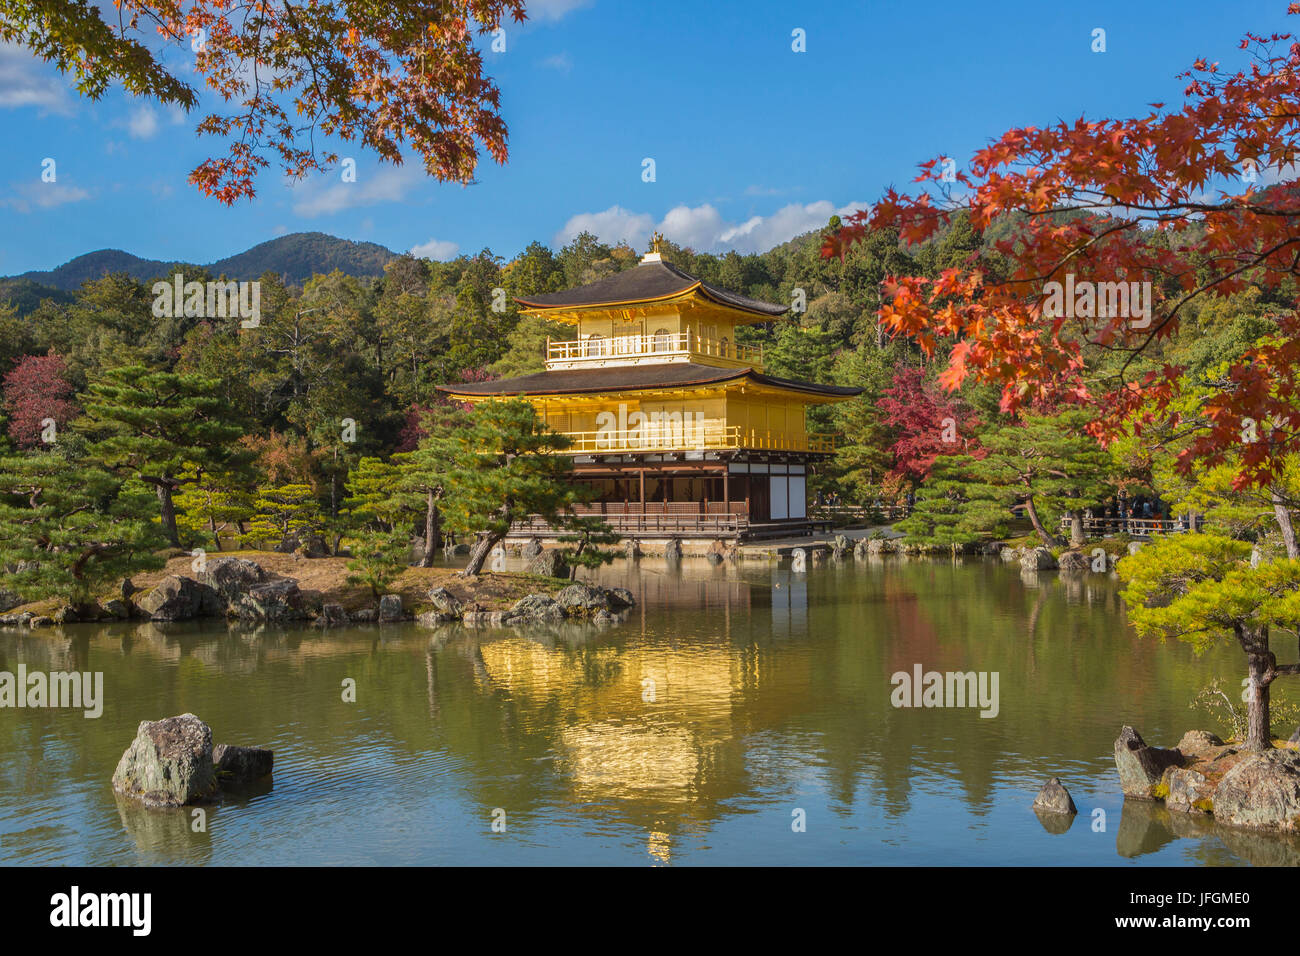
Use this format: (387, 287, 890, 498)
(642, 231, 665, 263)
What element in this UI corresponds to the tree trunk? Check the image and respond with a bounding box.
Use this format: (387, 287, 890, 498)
(155, 482, 179, 547)
(1069, 509, 1085, 548)
(1238, 625, 1274, 752)
(461, 531, 504, 577)
(1271, 487, 1298, 559)
(1023, 496, 1059, 548)
(419, 491, 441, 568)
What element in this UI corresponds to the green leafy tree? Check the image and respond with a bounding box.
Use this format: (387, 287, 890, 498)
(439, 399, 577, 576)
(394, 410, 461, 567)
(174, 463, 256, 552)
(895, 452, 983, 554)
(960, 409, 1115, 547)
(557, 514, 621, 580)
(77, 365, 246, 546)
(1120, 534, 1300, 751)
(245, 484, 323, 550)
(346, 529, 409, 600)
(0, 452, 165, 608)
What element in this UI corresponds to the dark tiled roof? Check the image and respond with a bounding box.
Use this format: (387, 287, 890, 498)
(515, 260, 788, 317)
(437, 363, 862, 399)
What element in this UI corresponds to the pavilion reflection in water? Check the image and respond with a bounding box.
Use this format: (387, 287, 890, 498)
(463, 566, 811, 861)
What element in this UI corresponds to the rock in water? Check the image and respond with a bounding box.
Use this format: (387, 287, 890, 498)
(1032, 777, 1078, 814)
(378, 594, 403, 622)
(212, 744, 274, 784)
(232, 578, 306, 623)
(623, 539, 641, 562)
(1164, 768, 1212, 813)
(314, 603, 349, 628)
(606, 587, 635, 609)
(1020, 547, 1058, 571)
(1212, 749, 1300, 830)
(112, 714, 218, 808)
(1057, 550, 1090, 572)
(506, 593, 566, 623)
(203, 557, 266, 605)
(424, 587, 463, 623)
(1176, 729, 1225, 760)
(1114, 725, 1183, 798)
(136, 575, 220, 621)
(527, 549, 569, 579)
(663, 538, 683, 564)
(555, 583, 613, 616)
(522, 537, 543, 560)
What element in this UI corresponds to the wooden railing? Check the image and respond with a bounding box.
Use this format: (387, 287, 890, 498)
(1058, 515, 1202, 536)
(546, 332, 763, 368)
(812, 503, 911, 524)
(512, 507, 749, 536)
(557, 424, 836, 454)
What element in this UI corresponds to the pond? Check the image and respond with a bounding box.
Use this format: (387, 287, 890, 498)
(1, 555, 1293, 866)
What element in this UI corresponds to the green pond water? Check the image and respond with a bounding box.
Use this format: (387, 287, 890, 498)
(1, 554, 1295, 866)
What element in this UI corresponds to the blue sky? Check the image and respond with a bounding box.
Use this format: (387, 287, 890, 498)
(0, 0, 1292, 275)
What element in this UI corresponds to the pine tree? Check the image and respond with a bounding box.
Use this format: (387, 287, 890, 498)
(393, 406, 463, 567)
(173, 464, 256, 552)
(345, 529, 409, 599)
(438, 399, 576, 576)
(0, 450, 166, 608)
(557, 514, 621, 580)
(77, 365, 247, 547)
(1120, 534, 1300, 752)
(958, 408, 1115, 547)
(895, 452, 983, 553)
(244, 484, 323, 550)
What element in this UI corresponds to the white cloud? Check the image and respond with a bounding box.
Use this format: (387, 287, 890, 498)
(554, 200, 871, 255)
(2, 182, 91, 214)
(290, 164, 424, 217)
(554, 205, 656, 250)
(526, 0, 593, 21)
(127, 104, 160, 139)
(411, 238, 460, 261)
(0, 42, 75, 115)
(540, 52, 573, 73)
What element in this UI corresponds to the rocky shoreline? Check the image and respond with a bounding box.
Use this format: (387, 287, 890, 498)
(0, 552, 635, 630)
(1037, 725, 1300, 836)
(1113, 725, 1300, 830)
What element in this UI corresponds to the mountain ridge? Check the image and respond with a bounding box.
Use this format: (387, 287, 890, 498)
(8, 232, 399, 292)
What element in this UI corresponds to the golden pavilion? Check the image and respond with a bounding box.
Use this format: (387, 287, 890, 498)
(437, 241, 860, 541)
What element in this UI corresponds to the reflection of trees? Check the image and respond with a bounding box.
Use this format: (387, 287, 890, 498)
(0, 555, 1256, 863)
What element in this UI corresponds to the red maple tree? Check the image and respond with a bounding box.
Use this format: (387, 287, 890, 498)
(2, 354, 80, 449)
(825, 4, 1300, 488)
(878, 367, 980, 483)
(2, 1, 527, 203)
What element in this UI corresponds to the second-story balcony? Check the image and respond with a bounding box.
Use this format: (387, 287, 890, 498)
(546, 331, 764, 370)
(555, 424, 836, 455)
